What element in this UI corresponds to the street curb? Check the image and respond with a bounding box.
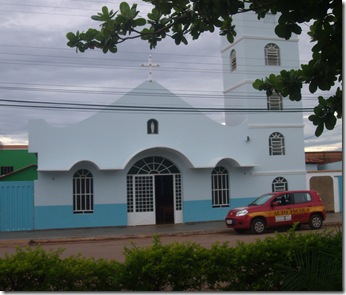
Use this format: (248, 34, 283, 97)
(26, 221, 342, 245)
(27, 229, 231, 245)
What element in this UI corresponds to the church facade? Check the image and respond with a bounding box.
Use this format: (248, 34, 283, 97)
(29, 11, 307, 230)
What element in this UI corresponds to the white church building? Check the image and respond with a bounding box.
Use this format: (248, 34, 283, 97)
(29, 11, 307, 230)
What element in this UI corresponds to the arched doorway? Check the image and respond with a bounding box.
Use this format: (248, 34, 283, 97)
(127, 156, 182, 226)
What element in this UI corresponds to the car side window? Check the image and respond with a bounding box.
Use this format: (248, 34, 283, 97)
(292, 193, 312, 204)
(273, 194, 291, 206)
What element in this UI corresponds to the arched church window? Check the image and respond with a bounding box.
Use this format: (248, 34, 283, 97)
(147, 119, 158, 134)
(265, 43, 281, 66)
(212, 166, 230, 207)
(272, 177, 288, 192)
(230, 49, 237, 71)
(269, 132, 285, 156)
(267, 92, 283, 110)
(73, 169, 94, 213)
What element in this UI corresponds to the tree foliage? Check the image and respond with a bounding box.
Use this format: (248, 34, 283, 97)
(0, 229, 342, 291)
(66, 0, 342, 136)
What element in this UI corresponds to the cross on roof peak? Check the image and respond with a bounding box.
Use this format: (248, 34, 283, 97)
(140, 55, 159, 82)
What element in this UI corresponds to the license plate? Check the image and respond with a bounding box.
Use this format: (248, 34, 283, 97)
(226, 219, 234, 225)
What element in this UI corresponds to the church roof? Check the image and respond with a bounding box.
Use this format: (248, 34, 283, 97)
(110, 80, 198, 112)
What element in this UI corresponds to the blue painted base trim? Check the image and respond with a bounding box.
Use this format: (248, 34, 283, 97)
(34, 198, 258, 229)
(183, 197, 256, 223)
(34, 204, 127, 229)
(230, 197, 256, 209)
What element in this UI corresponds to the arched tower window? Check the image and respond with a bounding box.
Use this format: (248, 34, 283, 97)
(230, 49, 237, 71)
(211, 166, 229, 207)
(265, 43, 280, 66)
(267, 92, 283, 110)
(73, 169, 94, 214)
(147, 119, 158, 134)
(269, 132, 285, 155)
(272, 177, 288, 192)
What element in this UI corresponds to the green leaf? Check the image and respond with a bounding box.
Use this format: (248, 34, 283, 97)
(134, 18, 146, 26)
(91, 15, 102, 21)
(109, 46, 118, 53)
(325, 114, 337, 130)
(85, 29, 98, 41)
(309, 81, 318, 93)
(140, 28, 153, 40)
(102, 6, 109, 15)
(252, 79, 264, 90)
(181, 36, 188, 45)
(313, 106, 324, 117)
(226, 33, 234, 43)
(291, 24, 302, 35)
(120, 2, 130, 15)
(66, 32, 77, 42)
(308, 114, 321, 125)
(275, 24, 290, 39)
(315, 123, 324, 137)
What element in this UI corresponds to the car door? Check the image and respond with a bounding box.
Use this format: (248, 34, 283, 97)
(290, 192, 313, 223)
(269, 194, 294, 226)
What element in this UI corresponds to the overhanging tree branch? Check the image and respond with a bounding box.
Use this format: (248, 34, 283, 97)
(66, 0, 342, 137)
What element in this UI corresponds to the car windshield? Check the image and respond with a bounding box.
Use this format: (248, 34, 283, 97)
(248, 193, 275, 206)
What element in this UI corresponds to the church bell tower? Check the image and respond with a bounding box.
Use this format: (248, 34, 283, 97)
(221, 10, 302, 126)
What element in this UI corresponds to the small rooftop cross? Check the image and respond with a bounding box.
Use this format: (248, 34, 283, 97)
(140, 55, 159, 82)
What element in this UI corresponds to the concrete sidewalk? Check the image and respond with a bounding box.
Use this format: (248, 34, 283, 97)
(0, 212, 342, 244)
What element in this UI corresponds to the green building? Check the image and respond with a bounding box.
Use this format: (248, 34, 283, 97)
(0, 145, 37, 181)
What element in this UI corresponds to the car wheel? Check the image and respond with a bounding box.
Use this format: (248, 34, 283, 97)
(309, 214, 323, 229)
(251, 218, 266, 234)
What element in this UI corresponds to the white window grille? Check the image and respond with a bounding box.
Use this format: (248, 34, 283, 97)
(267, 93, 283, 110)
(212, 166, 230, 207)
(73, 169, 94, 214)
(265, 43, 280, 66)
(135, 176, 154, 212)
(175, 174, 182, 210)
(269, 132, 285, 156)
(272, 177, 288, 192)
(230, 49, 237, 71)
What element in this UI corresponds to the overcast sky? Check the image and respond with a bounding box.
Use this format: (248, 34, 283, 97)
(0, 0, 342, 152)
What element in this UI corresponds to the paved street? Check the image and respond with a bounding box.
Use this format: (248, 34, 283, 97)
(0, 212, 342, 243)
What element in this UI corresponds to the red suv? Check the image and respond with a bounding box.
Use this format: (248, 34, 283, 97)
(225, 190, 326, 234)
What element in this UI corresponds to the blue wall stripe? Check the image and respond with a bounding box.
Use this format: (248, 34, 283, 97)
(34, 204, 128, 229)
(183, 197, 255, 223)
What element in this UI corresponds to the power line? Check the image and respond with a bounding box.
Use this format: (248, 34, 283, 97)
(0, 98, 314, 113)
(0, 42, 313, 64)
(0, 2, 98, 11)
(0, 83, 331, 102)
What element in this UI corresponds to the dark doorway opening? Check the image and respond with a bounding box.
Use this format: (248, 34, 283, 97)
(155, 175, 174, 224)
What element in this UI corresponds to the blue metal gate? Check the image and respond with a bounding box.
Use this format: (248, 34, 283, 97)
(0, 181, 34, 231)
(337, 176, 343, 212)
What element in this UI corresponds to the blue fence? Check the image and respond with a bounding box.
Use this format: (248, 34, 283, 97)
(0, 181, 34, 231)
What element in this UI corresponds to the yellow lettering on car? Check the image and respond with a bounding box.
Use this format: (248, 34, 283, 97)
(248, 206, 324, 219)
